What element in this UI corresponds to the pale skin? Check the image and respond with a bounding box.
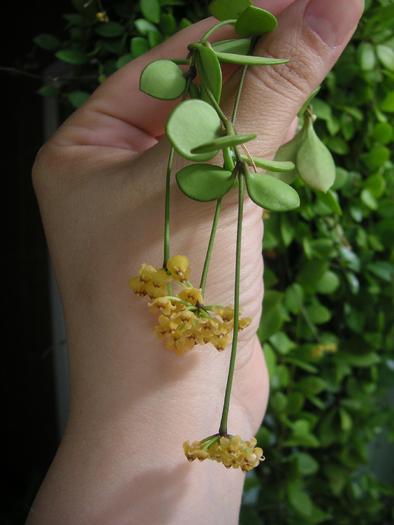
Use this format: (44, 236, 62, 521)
(27, 0, 363, 523)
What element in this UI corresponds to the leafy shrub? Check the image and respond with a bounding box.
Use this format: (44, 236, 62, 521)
(34, 0, 394, 523)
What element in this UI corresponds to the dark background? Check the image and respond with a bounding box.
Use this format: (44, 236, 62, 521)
(2, 1, 69, 522)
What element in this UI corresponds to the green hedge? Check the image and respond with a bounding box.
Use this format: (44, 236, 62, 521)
(35, 1, 394, 523)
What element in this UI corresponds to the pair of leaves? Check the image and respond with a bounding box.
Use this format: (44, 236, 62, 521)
(166, 99, 257, 161)
(210, 0, 277, 37)
(176, 164, 300, 212)
(272, 115, 336, 193)
(196, 42, 287, 104)
(168, 98, 299, 210)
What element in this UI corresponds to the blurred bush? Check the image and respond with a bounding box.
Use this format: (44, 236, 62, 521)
(34, 0, 394, 523)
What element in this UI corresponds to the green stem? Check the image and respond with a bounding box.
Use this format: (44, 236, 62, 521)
(231, 65, 248, 124)
(163, 147, 175, 268)
(219, 174, 245, 436)
(205, 87, 230, 127)
(199, 198, 222, 294)
(201, 19, 237, 42)
(231, 36, 257, 123)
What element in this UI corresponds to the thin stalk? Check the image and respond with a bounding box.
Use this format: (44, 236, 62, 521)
(219, 174, 245, 436)
(199, 198, 222, 294)
(231, 36, 257, 123)
(205, 87, 230, 127)
(231, 65, 248, 124)
(201, 19, 237, 42)
(163, 147, 175, 268)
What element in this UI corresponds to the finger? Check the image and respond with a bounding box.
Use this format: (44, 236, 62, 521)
(52, 0, 295, 153)
(232, 0, 364, 157)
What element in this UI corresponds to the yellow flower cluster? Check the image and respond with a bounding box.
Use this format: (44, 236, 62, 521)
(96, 11, 109, 22)
(183, 435, 264, 472)
(310, 342, 338, 359)
(129, 255, 251, 355)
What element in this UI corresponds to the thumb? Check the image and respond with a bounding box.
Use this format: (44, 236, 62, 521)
(233, 0, 364, 156)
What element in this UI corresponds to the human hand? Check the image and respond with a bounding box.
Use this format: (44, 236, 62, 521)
(29, 1, 363, 523)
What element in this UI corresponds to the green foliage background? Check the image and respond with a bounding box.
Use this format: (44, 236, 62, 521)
(35, 0, 394, 523)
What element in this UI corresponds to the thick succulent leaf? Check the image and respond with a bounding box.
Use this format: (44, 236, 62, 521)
(140, 59, 186, 100)
(196, 44, 223, 103)
(209, 0, 251, 21)
(266, 131, 305, 183)
(166, 99, 222, 161)
(214, 51, 288, 66)
(235, 6, 278, 36)
(297, 121, 336, 192)
(242, 155, 295, 173)
(176, 164, 235, 201)
(191, 133, 256, 154)
(212, 38, 251, 55)
(245, 172, 300, 211)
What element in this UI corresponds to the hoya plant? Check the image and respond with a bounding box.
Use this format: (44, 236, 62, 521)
(33, 0, 394, 522)
(128, 0, 336, 471)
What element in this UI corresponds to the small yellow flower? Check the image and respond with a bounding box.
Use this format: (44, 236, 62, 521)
(145, 282, 167, 299)
(96, 11, 109, 22)
(239, 317, 252, 331)
(138, 264, 156, 283)
(151, 268, 171, 287)
(310, 342, 338, 358)
(178, 287, 203, 306)
(210, 334, 230, 351)
(167, 255, 190, 282)
(221, 307, 235, 322)
(129, 276, 146, 296)
(149, 297, 176, 316)
(162, 329, 196, 355)
(183, 440, 210, 461)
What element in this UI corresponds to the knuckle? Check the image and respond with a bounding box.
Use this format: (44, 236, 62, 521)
(249, 49, 318, 104)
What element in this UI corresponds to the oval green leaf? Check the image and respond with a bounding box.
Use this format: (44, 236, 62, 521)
(34, 33, 61, 51)
(209, 0, 251, 21)
(318, 190, 342, 215)
(266, 130, 305, 183)
(214, 51, 288, 66)
(140, 0, 161, 24)
(95, 22, 125, 37)
(245, 172, 300, 211)
(140, 59, 186, 100)
(196, 44, 223, 103)
(55, 49, 89, 65)
(212, 38, 251, 55)
(166, 100, 222, 161)
(297, 121, 336, 193)
(235, 6, 278, 36)
(191, 133, 256, 154)
(176, 164, 235, 201)
(131, 37, 149, 58)
(241, 155, 295, 173)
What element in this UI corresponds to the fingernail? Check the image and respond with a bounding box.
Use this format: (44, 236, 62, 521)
(304, 0, 363, 48)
